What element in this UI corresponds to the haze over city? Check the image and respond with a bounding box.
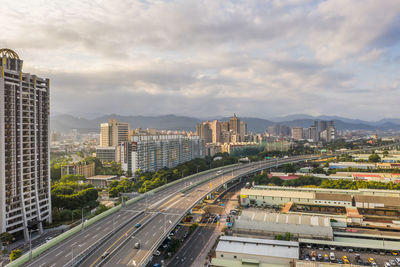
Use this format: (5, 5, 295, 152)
(2, 0, 400, 120)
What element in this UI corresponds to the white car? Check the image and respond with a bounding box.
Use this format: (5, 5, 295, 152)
(153, 250, 161, 256)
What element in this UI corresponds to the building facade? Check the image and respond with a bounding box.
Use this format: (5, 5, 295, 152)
(61, 162, 95, 178)
(121, 135, 204, 175)
(0, 49, 51, 239)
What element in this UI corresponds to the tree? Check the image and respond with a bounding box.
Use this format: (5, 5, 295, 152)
(9, 249, 22, 261)
(282, 164, 296, 173)
(0, 232, 13, 245)
(368, 153, 381, 163)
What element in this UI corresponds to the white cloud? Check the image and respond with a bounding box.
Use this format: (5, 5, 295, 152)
(0, 0, 399, 120)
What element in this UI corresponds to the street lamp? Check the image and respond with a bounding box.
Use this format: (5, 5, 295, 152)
(29, 229, 38, 261)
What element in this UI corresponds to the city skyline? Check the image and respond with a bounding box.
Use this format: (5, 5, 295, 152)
(1, 0, 400, 120)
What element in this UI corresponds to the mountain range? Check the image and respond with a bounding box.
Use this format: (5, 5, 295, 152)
(50, 113, 400, 134)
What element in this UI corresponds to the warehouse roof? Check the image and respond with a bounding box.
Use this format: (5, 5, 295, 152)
(216, 236, 299, 259)
(234, 211, 333, 239)
(241, 188, 315, 199)
(315, 192, 352, 202)
(354, 195, 400, 207)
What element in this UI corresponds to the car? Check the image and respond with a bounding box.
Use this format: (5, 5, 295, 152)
(372, 263, 377, 267)
(305, 255, 310, 261)
(329, 252, 335, 261)
(153, 250, 161, 256)
(306, 244, 312, 249)
(101, 252, 109, 259)
(135, 223, 141, 228)
(357, 259, 364, 265)
(348, 248, 354, 252)
(369, 258, 375, 263)
(338, 259, 343, 264)
(169, 232, 174, 236)
(392, 251, 399, 256)
(330, 246, 336, 251)
(134, 242, 141, 249)
(342, 256, 350, 264)
(355, 254, 360, 260)
(311, 256, 316, 261)
(323, 254, 329, 262)
(384, 262, 391, 267)
(390, 260, 397, 266)
(317, 254, 322, 260)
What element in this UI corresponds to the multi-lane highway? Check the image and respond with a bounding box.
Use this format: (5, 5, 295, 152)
(23, 164, 243, 267)
(21, 155, 319, 267)
(82, 156, 318, 267)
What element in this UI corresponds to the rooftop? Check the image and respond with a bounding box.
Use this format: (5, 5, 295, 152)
(234, 210, 333, 239)
(87, 175, 118, 180)
(216, 236, 299, 259)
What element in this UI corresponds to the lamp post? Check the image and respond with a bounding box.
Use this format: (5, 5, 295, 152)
(29, 229, 38, 261)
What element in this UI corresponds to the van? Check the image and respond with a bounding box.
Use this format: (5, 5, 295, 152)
(329, 252, 335, 261)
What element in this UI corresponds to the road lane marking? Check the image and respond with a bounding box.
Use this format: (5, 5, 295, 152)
(38, 262, 47, 267)
(84, 234, 90, 238)
(92, 234, 98, 239)
(153, 232, 157, 237)
(55, 251, 63, 257)
(50, 264, 56, 267)
(71, 242, 77, 246)
(79, 242, 87, 247)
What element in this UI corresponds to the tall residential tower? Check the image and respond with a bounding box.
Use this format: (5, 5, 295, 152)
(0, 49, 51, 240)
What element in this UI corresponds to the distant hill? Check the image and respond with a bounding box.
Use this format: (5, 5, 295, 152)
(50, 113, 400, 133)
(50, 114, 202, 133)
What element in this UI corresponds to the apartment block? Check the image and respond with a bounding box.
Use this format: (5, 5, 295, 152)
(0, 49, 51, 239)
(121, 135, 204, 175)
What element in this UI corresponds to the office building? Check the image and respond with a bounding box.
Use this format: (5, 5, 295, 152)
(291, 127, 303, 140)
(0, 48, 51, 240)
(96, 146, 117, 162)
(100, 119, 130, 147)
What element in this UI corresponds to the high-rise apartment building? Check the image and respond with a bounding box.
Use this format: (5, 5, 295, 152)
(210, 120, 221, 143)
(0, 49, 51, 240)
(229, 114, 240, 136)
(121, 135, 204, 175)
(197, 114, 247, 144)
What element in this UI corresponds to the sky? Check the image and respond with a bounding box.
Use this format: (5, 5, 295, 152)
(1, 0, 400, 120)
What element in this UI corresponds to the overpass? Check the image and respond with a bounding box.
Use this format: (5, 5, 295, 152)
(74, 156, 321, 267)
(10, 144, 399, 267)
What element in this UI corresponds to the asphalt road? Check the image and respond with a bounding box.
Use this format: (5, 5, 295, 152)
(168, 225, 216, 267)
(23, 163, 250, 267)
(23, 155, 317, 267)
(101, 158, 308, 267)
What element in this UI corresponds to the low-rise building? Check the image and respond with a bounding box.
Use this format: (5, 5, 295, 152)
(86, 175, 118, 187)
(61, 162, 95, 178)
(211, 236, 299, 267)
(233, 211, 333, 240)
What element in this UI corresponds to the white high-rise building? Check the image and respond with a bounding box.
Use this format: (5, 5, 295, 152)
(0, 49, 51, 240)
(121, 135, 204, 175)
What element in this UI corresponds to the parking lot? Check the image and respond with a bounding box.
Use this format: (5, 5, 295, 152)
(301, 246, 400, 266)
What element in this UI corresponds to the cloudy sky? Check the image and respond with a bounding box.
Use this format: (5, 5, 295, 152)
(2, 0, 400, 120)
